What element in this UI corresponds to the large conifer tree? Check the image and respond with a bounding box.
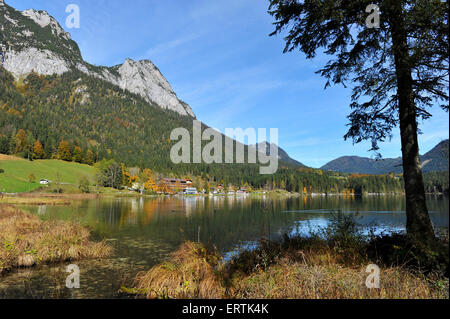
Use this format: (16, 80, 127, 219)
(269, 0, 449, 243)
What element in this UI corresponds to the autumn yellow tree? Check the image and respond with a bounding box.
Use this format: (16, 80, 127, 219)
(72, 146, 83, 163)
(121, 163, 132, 187)
(85, 149, 95, 166)
(141, 169, 154, 182)
(57, 141, 72, 161)
(33, 140, 45, 159)
(14, 129, 27, 154)
(141, 168, 158, 192)
(144, 177, 158, 192)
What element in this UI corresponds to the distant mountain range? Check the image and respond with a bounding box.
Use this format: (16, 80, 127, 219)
(320, 140, 449, 174)
(251, 139, 449, 174)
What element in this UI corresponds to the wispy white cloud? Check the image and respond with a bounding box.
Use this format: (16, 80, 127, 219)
(145, 32, 205, 59)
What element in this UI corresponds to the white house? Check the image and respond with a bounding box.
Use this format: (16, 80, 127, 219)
(40, 179, 50, 185)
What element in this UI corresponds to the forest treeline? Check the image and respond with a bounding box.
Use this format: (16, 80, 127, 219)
(0, 67, 448, 194)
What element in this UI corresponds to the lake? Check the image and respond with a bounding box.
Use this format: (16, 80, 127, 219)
(0, 194, 448, 298)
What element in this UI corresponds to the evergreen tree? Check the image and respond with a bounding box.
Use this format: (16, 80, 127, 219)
(268, 0, 448, 243)
(96, 160, 123, 189)
(0, 135, 9, 154)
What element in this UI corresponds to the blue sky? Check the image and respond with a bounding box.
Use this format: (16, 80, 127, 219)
(8, 0, 449, 168)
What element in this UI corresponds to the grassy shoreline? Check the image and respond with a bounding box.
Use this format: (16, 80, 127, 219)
(129, 215, 449, 299)
(0, 196, 72, 205)
(129, 241, 449, 299)
(0, 193, 105, 205)
(0, 206, 112, 274)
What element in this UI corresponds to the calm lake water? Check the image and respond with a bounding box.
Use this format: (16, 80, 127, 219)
(0, 194, 448, 299)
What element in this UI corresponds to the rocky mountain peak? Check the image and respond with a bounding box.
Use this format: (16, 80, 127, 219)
(113, 58, 195, 117)
(21, 8, 71, 40)
(0, 2, 195, 118)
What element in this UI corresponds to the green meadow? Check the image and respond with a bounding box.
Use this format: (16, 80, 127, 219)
(0, 157, 96, 193)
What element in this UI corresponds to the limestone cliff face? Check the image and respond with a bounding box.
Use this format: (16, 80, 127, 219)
(3, 47, 71, 77)
(0, 1, 195, 117)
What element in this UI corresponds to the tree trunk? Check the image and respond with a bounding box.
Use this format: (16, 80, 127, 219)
(388, 1, 435, 243)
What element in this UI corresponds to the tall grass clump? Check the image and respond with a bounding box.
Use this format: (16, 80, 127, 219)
(233, 262, 447, 299)
(0, 206, 112, 274)
(134, 241, 226, 299)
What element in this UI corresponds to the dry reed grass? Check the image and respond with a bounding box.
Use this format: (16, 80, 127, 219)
(0, 205, 112, 274)
(0, 196, 71, 205)
(233, 260, 448, 299)
(134, 241, 226, 299)
(132, 238, 448, 299)
(19, 193, 101, 200)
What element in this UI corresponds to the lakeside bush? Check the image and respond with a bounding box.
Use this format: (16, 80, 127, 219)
(78, 176, 91, 193)
(366, 232, 449, 278)
(0, 206, 112, 274)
